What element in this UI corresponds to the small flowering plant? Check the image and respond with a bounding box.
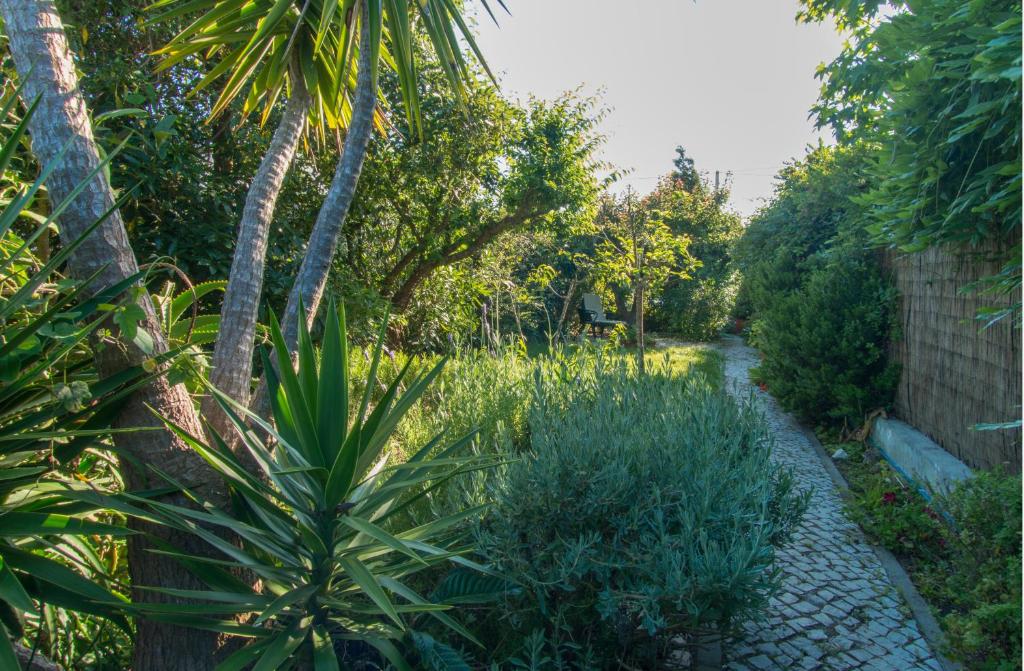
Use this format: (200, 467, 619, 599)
(848, 461, 949, 560)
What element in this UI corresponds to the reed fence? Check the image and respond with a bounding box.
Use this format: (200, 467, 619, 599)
(885, 245, 1021, 472)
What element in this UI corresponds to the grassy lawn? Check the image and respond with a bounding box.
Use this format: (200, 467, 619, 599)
(648, 343, 723, 388)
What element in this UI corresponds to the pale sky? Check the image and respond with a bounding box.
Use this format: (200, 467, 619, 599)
(472, 0, 846, 218)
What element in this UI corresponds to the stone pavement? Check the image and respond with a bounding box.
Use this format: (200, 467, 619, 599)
(716, 336, 943, 671)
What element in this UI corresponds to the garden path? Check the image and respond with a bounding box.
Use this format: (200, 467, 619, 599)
(715, 335, 943, 671)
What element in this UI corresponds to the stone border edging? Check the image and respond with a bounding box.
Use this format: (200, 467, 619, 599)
(789, 418, 963, 671)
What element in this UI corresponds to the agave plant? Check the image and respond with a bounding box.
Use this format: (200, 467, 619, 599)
(125, 303, 500, 669)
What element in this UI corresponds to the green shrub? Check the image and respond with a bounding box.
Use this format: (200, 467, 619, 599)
(655, 272, 739, 341)
(935, 473, 1022, 670)
(750, 250, 899, 425)
(473, 354, 807, 667)
(735, 144, 900, 426)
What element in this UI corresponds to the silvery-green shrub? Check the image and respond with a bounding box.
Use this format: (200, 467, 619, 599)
(475, 354, 807, 666)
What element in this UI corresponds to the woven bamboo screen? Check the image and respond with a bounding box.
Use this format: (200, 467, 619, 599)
(886, 246, 1021, 472)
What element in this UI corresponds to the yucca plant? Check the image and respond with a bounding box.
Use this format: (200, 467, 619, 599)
(125, 303, 499, 669)
(0, 93, 153, 666)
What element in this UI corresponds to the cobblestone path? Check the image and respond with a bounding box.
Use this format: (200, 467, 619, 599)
(717, 336, 943, 671)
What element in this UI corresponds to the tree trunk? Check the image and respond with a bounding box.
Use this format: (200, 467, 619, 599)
(386, 199, 542, 317)
(280, 1, 375, 351)
(554, 275, 578, 342)
(249, 1, 374, 419)
(612, 285, 634, 324)
(1, 2, 222, 668)
(635, 279, 646, 374)
(203, 70, 309, 446)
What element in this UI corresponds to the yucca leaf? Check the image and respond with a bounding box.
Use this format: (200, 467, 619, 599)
(339, 514, 426, 565)
(252, 615, 312, 671)
(357, 358, 447, 475)
(356, 309, 391, 425)
(3, 547, 130, 632)
(294, 298, 322, 462)
(379, 576, 480, 646)
(364, 637, 413, 671)
(316, 300, 348, 466)
(318, 598, 450, 615)
(254, 583, 319, 625)
(311, 624, 340, 671)
(336, 555, 403, 628)
(141, 470, 303, 568)
(0, 94, 38, 179)
(0, 512, 133, 537)
(0, 622, 19, 670)
(0, 556, 35, 615)
(267, 311, 322, 467)
(140, 586, 264, 605)
(139, 611, 268, 637)
(213, 636, 274, 671)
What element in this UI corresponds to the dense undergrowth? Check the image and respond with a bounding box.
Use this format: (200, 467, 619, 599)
(826, 440, 1022, 670)
(373, 342, 805, 668)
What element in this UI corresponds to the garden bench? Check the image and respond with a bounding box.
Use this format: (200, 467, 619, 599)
(578, 293, 624, 336)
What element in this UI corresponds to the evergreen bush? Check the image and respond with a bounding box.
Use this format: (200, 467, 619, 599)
(750, 249, 900, 425)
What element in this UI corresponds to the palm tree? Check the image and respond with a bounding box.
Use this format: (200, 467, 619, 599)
(153, 0, 503, 436)
(1, 0, 503, 666)
(0, 2, 229, 668)
(279, 0, 503, 354)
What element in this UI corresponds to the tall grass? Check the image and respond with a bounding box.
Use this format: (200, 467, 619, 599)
(365, 341, 725, 462)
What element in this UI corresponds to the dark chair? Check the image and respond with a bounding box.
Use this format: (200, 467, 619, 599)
(578, 293, 624, 336)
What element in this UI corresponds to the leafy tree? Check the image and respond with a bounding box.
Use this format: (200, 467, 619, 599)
(647, 153, 743, 341)
(594, 189, 692, 371)
(736, 144, 899, 425)
(734, 143, 870, 317)
(801, 0, 1022, 324)
(335, 55, 602, 347)
(671, 145, 699, 193)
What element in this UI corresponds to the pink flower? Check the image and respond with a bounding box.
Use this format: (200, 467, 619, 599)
(882, 491, 898, 505)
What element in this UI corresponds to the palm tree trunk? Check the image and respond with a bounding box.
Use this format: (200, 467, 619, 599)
(1, 2, 221, 668)
(203, 70, 309, 445)
(249, 1, 374, 419)
(280, 0, 375, 351)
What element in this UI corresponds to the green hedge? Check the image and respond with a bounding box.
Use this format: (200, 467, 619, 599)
(736, 144, 899, 426)
(750, 249, 899, 424)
